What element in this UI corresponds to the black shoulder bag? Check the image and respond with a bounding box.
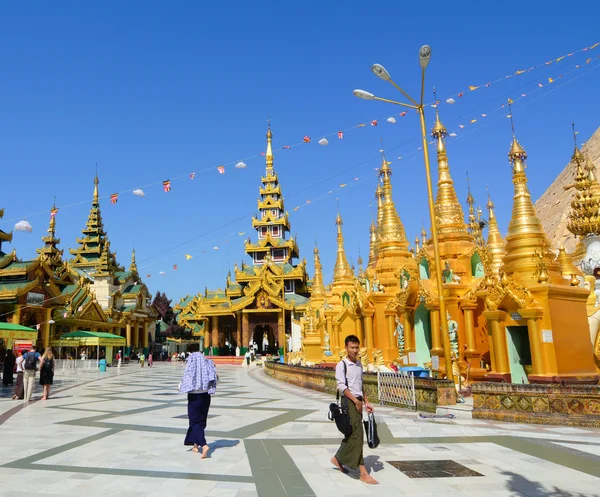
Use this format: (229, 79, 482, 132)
(328, 361, 353, 437)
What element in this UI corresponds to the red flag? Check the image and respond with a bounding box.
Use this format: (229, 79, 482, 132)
(173, 264, 178, 270)
(458, 92, 464, 97)
(303, 136, 311, 143)
(371, 120, 378, 126)
(110, 193, 118, 204)
(217, 165, 225, 174)
(338, 131, 343, 139)
(147, 274, 151, 278)
(400, 111, 407, 117)
(50, 208, 59, 218)
(163, 180, 171, 192)
(190, 172, 195, 180)
(282, 145, 290, 149)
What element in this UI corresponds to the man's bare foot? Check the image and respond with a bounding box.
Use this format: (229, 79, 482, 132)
(360, 473, 378, 485)
(201, 445, 210, 459)
(330, 456, 348, 473)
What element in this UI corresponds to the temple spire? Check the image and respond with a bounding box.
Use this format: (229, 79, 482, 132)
(431, 108, 471, 241)
(485, 192, 506, 275)
(93, 172, 99, 205)
(311, 245, 326, 298)
(129, 248, 138, 274)
(466, 175, 484, 246)
(367, 219, 377, 270)
(36, 200, 63, 269)
(265, 123, 274, 173)
(377, 152, 409, 254)
(333, 210, 354, 284)
(502, 108, 560, 282)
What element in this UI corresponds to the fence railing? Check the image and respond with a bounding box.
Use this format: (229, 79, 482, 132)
(377, 370, 416, 409)
(54, 359, 99, 375)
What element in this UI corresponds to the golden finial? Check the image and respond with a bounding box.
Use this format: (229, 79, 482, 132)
(571, 123, 585, 164)
(507, 102, 527, 166)
(465, 173, 484, 246)
(415, 236, 420, 253)
(311, 244, 326, 298)
(130, 248, 138, 274)
(421, 226, 427, 245)
(265, 121, 274, 172)
(333, 209, 354, 284)
(375, 182, 384, 228)
(431, 88, 447, 140)
(93, 169, 99, 205)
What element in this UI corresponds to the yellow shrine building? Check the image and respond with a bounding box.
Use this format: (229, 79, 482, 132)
(176, 127, 310, 355)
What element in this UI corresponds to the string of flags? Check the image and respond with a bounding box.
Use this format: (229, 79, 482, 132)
(7, 41, 598, 236)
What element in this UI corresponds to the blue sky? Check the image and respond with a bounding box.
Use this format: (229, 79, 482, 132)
(1, 2, 599, 303)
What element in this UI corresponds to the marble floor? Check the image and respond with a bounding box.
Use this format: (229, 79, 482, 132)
(1, 362, 600, 496)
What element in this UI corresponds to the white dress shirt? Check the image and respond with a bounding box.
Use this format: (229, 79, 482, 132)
(335, 357, 363, 398)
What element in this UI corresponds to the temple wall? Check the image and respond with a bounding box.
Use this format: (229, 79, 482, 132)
(264, 362, 456, 413)
(472, 382, 600, 427)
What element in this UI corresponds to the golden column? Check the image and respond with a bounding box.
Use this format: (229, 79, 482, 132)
(143, 321, 149, 349)
(403, 311, 414, 354)
(133, 321, 140, 349)
(484, 311, 510, 379)
(242, 313, 249, 347)
(462, 305, 478, 357)
(211, 316, 219, 350)
(428, 307, 443, 356)
(13, 305, 22, 325)
(354, 316, 364, 344)
(334, 323, 341, 351)
(353, 47, 454, 381)
(520, 308, 545, 376)
(278, 311, 285, 353)
(363, 310, 374, 350)
(385, 313, 396, 353)
(236, 313, 242, 350)
(126, 322, 132, 349)
(43, 307, 52, 348)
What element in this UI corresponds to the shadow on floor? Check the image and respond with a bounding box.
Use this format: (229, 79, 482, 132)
(208, 439, 240, 456)
(364, 455, 385, 473)
(502, 471, 599, 497)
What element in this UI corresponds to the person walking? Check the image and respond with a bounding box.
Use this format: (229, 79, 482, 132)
(23, 345, 41, 402)
(116, 350, 122, 369)
(148, 352, 153, 367)
(179, 352, 217, 459)
(39, 347, 55, 400)
(330, 335, 378, 485)
(139, 352, 145, 368)
(245, 349, 251, 366)
(3, 349, 15, 386)
(12, 350, 25, 400)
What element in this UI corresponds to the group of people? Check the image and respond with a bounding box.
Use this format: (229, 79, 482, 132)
(177, 334, 378, 485)
(2, 346, 55, 402)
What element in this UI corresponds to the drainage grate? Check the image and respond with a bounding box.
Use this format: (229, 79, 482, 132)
(387, 460, 483, 478)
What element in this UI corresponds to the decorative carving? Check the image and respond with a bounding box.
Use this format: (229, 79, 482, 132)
(447, 312, 459, 359)
(394, 316, 405, 355)
(359, 347, 370, 368)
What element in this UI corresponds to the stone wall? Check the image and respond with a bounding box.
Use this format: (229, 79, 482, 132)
(264, 363, 456, 413)
(472, 382, 600, 427)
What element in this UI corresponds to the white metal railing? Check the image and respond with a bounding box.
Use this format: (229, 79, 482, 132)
(377, 370, 416, 409)
(54, 359, 99, 375)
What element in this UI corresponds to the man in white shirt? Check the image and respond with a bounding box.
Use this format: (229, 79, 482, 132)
(330, 334, 378, 485)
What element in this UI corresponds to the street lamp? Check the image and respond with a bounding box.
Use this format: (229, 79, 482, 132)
(353, 45, 455, 382)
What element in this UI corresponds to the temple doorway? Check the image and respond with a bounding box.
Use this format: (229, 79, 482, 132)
(252, 324, 277, 355)
(506, 326, 531, 384)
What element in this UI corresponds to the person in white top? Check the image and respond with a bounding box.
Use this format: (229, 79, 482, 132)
(330, 334, 378, 485)
(12, 350, 25, 400)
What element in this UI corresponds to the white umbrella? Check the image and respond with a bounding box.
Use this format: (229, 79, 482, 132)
(133, 189, 145, 197)
(14, 220, 32, 233)
(235, 162, 247, 169)
(318, 138, 329, 146)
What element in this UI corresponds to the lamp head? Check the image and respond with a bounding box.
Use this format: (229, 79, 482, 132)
(48, 320, 55, 325)
(353, 89, 375, 100)
(419, 45, 431, 68)
(371, 64, 391, 82)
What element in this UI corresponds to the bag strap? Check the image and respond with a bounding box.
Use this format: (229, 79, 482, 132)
(336, 360, 349, 402)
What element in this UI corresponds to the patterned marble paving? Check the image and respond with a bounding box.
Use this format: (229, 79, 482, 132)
(2, 363, 600, 496)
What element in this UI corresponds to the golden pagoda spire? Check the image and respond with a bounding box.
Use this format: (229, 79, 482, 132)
(377, 151, 409, 254)
(265, 122, 274, 173)
(485, 191, 506, 276)
(37, 200, 63, 269)
(431, 106, 471, 241)
(375, 183, 384, 229)
(466, 175, 484, 246)
(502, 109, 561, 282)
(332, 210, 354, 284)
(311, 244, 326, 298)
(567, 125, 600, 237)
(93, 171, 99, 205)
(367, 219, 377, 269)
(557, 245, 582, 278)
(129, 248, 138, 274)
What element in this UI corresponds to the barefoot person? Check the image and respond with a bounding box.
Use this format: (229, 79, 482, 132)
(39, 347, 55, 400)
(330, 335, 378, 485)
(179, 352, 217, 459)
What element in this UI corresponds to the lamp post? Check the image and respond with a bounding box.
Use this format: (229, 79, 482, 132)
(353, 46, 455, 382)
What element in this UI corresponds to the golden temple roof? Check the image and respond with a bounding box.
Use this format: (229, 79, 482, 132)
(503, 131, 561, 283)
(36, 201, 63, 270)
(431, 110, 471, 242)
(567, 133, 600, 237)
(332, 211, 354, 285)
(485, 193, 506, 276)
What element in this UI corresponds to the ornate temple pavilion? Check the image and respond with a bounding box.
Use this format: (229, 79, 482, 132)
(176, 127, 310, 355)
